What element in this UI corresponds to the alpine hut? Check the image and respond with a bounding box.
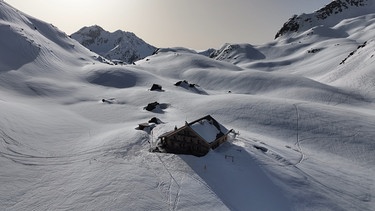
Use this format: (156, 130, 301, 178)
(157, 115, 232, 157)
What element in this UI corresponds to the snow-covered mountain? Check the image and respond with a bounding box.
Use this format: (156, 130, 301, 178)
(0, 1, 110, 95)
(212, 0, 375, 99)
(71, 25, 156, 64)
(275, 0, 375, 39)
(1, 1, 375, 211)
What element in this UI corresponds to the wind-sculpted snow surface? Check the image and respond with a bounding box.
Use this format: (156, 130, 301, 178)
(1, 1, 375, 211)
(210, 43, 266, 64)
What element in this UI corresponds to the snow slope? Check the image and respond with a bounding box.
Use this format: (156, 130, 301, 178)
(212, 1, 375, 101)
(71, 25, 156, 64)
(0, 1, 374, 211)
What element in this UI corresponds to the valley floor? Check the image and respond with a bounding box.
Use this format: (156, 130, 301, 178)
(1, 60, 374, 210)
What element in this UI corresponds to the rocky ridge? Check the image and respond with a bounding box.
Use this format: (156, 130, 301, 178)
(275, 0, 373, 39)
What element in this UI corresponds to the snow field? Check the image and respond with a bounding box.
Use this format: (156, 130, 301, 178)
(1, 1, 375, 210)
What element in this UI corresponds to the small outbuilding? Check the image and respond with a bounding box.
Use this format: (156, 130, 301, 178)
(157, 115, 232, 157)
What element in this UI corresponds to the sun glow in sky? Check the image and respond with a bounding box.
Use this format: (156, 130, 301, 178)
(5, 0, 331, 49)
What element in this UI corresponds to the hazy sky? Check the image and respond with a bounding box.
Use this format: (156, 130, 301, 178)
(6, 0, 331, 49)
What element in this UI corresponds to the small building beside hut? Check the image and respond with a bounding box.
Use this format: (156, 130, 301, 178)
(157, 115, 232, 157)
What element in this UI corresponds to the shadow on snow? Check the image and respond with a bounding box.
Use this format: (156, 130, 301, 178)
(179, 142, 291, 211)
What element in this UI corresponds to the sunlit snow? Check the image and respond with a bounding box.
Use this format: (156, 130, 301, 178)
(1, 1, 375, 211)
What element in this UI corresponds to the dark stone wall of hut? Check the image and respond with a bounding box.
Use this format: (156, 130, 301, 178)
(210, 135, 228, 150)
(160, 127, 210, 157)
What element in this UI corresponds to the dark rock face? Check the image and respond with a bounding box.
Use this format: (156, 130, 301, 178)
(144, 102, 160, 111)
(148, 117, 163, 124)
(316, 0, 367, 20)
(275, 15, 300, 39)
(275, 0, 369, 39)
(150, 84, 163, 91)
(175, 80, 196, 88)
(144, 102, 169, 113)
(340, 41, 368, 64)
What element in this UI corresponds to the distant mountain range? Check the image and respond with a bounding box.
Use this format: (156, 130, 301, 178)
(71, 25, 156, 64)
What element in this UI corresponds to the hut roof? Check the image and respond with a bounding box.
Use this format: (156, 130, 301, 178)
(188, 115, 229, 143)
(159, 115, 230, 144)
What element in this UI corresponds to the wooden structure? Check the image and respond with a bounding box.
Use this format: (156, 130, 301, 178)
(158, 115, 232, 157)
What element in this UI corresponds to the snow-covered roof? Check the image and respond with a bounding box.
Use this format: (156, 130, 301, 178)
(188, 115, 229, 143)
(158, 115, 230, 143)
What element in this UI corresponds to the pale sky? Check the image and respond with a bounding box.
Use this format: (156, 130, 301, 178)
(5, 0, 331, 49)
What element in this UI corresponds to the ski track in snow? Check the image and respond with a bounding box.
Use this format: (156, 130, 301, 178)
(292, 103, 306, 165)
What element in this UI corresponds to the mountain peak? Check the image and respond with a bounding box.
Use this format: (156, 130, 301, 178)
(77, 25, 105, 34)
(275, 0, 374, 39)
(71, 25, 156, 64)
